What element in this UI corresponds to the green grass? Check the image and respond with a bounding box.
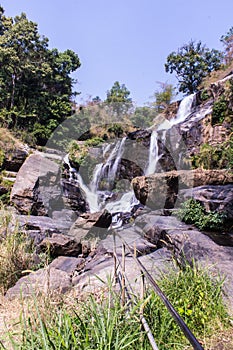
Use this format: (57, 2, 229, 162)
(4, 262, 231, 350)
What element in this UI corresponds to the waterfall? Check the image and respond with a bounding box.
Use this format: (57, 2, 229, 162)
(99, 137, 126, 184)
(63, 93, 198, 223)
(63, 155, 99, 213)
(171, 93, 196, 126)
(108, 137, 126, 182)
(145, 130, 160, 175)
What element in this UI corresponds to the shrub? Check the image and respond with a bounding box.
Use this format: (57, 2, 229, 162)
(212, 97, 228, 125)
(176, 198, 226, 231)
(68, 141, 88, 168)
(107, 123, 124, 137)
(191, 134, 233, 169)
(84, 136, 105, 147)
(0, 206, 50, 293)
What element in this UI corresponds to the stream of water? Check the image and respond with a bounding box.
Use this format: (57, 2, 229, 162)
(63, 93, 208, 226)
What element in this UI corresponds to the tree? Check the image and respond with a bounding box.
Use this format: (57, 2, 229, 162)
(105, 81, 132, 114)
(151, 82, 175, 112)
(220, 27, 233, 64)
(165, 40, 222, 94)
(0, 8, 81, 144)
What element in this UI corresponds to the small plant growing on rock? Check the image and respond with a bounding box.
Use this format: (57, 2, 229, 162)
(176, 198, 227, 231)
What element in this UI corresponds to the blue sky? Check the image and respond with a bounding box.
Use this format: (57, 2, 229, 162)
(1, 0, 233, 106)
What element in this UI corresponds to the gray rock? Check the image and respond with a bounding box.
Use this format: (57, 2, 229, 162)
(132, 169, 233, 210)
(10, 152, 62, 215)
(38, 233, 81, 258)
(180, 184, 233, 219)
(139, 214, 233, 313)
(6, 267, 72, 298)
(17, 215, 72, 244)
(69, 210, 112, 243)
(49, 256, 85, 274)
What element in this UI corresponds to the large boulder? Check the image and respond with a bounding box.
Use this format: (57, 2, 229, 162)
(5, 256, 85, 298)
(132, 169, 233, 210)
(10, 153, 61, 215)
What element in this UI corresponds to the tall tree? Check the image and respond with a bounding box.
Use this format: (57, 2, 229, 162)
(165, 40, 222, 94)
(220, 27, 233, 64)
(0, 8, 81, 144)
(106, 81, 132, 114)
(151, 82, 175, 112)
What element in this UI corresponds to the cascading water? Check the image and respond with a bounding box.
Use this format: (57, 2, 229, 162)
(171, 93, 196, 126)
(63, 92, 204, 227)
(63, 155, 99, 213)
(146, 130, 160, 175)
(146, 93, 197, 174)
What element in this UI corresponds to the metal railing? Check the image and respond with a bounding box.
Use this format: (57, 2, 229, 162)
(112, 230, 204, 350)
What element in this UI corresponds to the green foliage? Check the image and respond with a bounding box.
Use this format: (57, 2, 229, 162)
(0, 7, 81, 145)
(144, 263, 229, 348)
(7, 265, 230, 349)
(84, 136, 105, 147)
(212, 96, 228, 125)
(200, 89, 210, 101)
(107, 123, 124, 137)
(176, 198, 227, 231)
(192, 135, 233, 170)
(9, 287, 141, 349)
(151, 82, 175, 112)
(165, 40, 223, 94)
(0, 148, 4, 168)
(106, 81, 132, 115)
(130, 106, 154, 128)
(68, 141, 88, 168)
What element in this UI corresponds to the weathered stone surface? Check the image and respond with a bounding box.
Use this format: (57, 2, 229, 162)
(136, 214, 233, 312)
(4, 148, 29, 172)
(38, 233, 82, 258)
(17, 215, 72, 244)
(10, 153, 61, 215)
(72, 248, 174, 294)
(180, 184, 233, 219)
(95, 226, 156, 257)
(132, 169, 233, 210)
(6, 267, 72, 298)
(69, 210, 112, 244)
(6, 256, 86, 298)
(49, 256, 85, 274)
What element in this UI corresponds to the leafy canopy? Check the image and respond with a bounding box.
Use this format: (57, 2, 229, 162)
(0, 7, 81, 145)
(165, 40, 222, 94)
(106, 81, 132, 114)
